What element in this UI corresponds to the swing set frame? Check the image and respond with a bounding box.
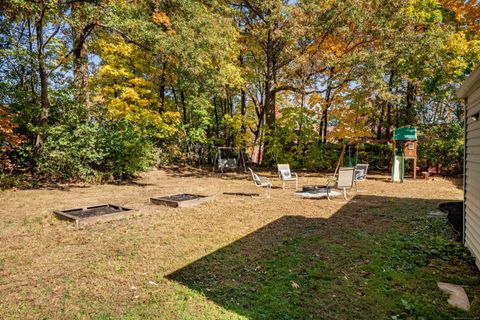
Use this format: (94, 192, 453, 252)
(212, 147, 247, 173)
(333, 128, 418, 183)
(333, 138, 391, 180)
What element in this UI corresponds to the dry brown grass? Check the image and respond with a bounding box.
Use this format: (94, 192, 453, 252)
(0, 168, 466, 319)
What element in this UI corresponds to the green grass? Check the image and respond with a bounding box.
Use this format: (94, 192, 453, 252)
(164, 196, 480, 319)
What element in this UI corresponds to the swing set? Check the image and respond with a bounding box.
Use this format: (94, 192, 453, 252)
(332, 128, 418, 183)
(332, 138, 391, 179)
(212, 147, 247, 173)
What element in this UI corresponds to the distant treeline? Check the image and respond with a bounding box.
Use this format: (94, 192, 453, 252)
(0, 0, 475, 182)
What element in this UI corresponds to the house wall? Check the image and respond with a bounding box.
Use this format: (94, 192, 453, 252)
(458, 67, 480, 270)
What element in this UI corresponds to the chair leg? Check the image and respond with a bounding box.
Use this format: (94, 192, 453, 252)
(283, 181, 285, 190)
(343, 188, 348, 200)
(296, 179, 298, 190)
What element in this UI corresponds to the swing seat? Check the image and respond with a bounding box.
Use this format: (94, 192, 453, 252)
(218, 158, 237, 172)
(224, 158, 237, 169)
(212, 147, 246, 173)
(218, 159, 228, 168)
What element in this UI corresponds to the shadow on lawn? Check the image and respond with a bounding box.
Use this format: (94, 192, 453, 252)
(161, 166, 292, 181)
(167, 195, 480, 319)
(161, 166, 250, 180)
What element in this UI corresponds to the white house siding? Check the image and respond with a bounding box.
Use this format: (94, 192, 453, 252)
(458, 67, 480, 270)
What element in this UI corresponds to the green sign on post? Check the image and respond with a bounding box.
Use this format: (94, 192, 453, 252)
(394, 128, 417, 141)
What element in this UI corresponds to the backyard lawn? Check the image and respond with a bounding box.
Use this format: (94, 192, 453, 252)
(0, 169, 479, 319)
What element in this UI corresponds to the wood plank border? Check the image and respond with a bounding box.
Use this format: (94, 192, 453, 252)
(54, 204, 136, 227)
(150, 194, 213, 207)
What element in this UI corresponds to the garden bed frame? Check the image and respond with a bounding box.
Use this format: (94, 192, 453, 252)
(150, 194, 213, 207)
(54, 204, 135, 226)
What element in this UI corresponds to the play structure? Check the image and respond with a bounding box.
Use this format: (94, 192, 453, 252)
(212, 147, 247, 173)
(391, 128, 418, 182)
(333, 127, 418, 183)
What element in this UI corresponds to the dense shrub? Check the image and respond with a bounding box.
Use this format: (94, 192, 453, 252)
(36, 121, 156, 181)
(265, 124, 343, 171)
(99, 121, 156, 179)
(36, 124, 105, 180)
(417, 123, 464, 174)
(302, 143, 343, 170)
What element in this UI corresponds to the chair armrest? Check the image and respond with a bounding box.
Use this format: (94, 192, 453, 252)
(326, 178, 334, 188)
(293, 172, 298, 179)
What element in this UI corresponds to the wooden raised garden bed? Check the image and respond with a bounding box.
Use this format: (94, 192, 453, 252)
(54, 204, 134, 226)
(150, 194, 213, 208)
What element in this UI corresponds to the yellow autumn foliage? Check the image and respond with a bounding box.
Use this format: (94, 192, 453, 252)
(92, 35, 181, 139)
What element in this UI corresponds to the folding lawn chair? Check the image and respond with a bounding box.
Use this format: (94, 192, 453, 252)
(277, 164, 298, 190)
(326, 167, 356, 200)
(354, 163, 369, 192)
(248, 167, 272, 197)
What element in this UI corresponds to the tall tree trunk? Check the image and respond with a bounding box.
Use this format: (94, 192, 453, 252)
(181, 90, 187, 125)
(180, 90, 189, 153)
(377, 102, 385, 139)
(257, 126, 264, 164)
(265, 84, 275, 127)
(264, 30, 276, 130)
(239, 53, 247, 135)
(159, 61, 166, 113)
(241, 88, 247, 134)
(34, 8, 49, 154)
(319, 84, 332, 143)
(404, 81, 417, 126)
(386, 102, 392, 139)
(299, 91, 305, 146)
(263, 77, 276, 164)
(213, 96, 219, 138)
(385, 71, 395, 138)
(322, 106, 329, 143)
(72, 4, 93, 114)
(172, 87, 178, 112)
(27, 19, 37, 106)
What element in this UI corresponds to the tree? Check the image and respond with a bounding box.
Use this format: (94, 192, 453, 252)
(0, 106, 24, 170)
(70, 1, 99, 111)
(2, 1, 72, 153)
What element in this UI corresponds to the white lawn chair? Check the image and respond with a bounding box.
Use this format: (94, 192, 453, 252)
(326, 167, 356, 200)
(354, 163, 369, 192)
(277, 164, 298, 190)
(248, 168, 272, 196)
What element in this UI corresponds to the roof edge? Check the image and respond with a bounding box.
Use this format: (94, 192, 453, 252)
(458, 66, 480, 98)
